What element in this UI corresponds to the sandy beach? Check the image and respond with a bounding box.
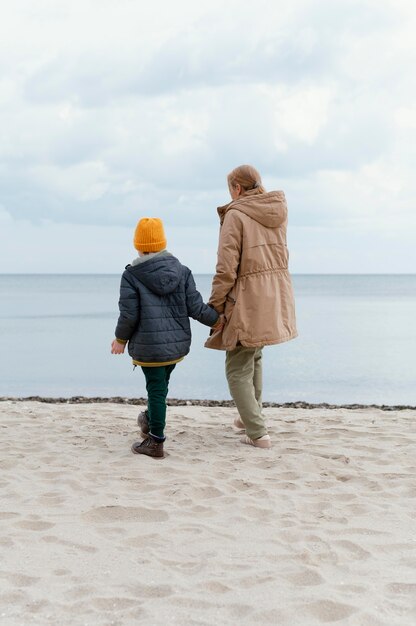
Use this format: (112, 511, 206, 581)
(1, 400, 415, 626)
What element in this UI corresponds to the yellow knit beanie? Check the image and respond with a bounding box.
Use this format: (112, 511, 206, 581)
(134, 217, 167, 253)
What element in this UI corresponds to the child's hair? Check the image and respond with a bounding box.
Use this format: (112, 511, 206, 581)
(227, 164, 267, 195)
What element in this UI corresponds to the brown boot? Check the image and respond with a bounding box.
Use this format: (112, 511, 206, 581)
(131, 435, 164, 458)
(137, 409, 149, 437)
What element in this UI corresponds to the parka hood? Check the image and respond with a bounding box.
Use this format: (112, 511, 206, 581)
(126, 252, 182, 295)
(217, 190, 287, 228)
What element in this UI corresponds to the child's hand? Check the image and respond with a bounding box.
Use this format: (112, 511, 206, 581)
(111, 339, 126, 354)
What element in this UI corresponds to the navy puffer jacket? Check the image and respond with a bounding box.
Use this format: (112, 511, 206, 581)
(115, 252, 218, 364)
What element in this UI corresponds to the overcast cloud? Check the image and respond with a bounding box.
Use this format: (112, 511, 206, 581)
(0, 0, 415, 273)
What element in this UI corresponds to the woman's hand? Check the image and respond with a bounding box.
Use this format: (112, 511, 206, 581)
(211, 314, 225, 331)
(111, 339, 126, 354)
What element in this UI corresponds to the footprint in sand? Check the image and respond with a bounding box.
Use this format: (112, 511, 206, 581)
(67, 585, 98, 599)
(83, 505, 169, 523)
(170, 596, 219, 610)
(172, 524, 203, 535)
(289, 568, 324, 587)
(53, 569, 71, 576)
(187, 503, 213, 514)
(26, 599, 50, 614)
(203, 581, 231, 594)
(224, 603, 254, 619)
(193, 486, 224, 499)
(15, 520, 55, 531)
(125, 532, 167, 548)
(0, 537, 14, 547)
(36, 494, 65, 506)
(159, 557, 205, 575)
(387, 582, 416, 595)
(91, 597, 140, 611)
(0, 512, 19, 520)
(0, 460, 17, 470)
(305, 599, 357, 622)
(333, 539, 371, 560)
(0, 590, 31, 606)
(41, 535, 98, 553)
(243, 505, 274, 521)
(230, 479, 255, 491)
(255, 607, 293, 625)
(128, 582, 173, 598)
(0, 573, 40, 587)
(95, 526, 128, 538)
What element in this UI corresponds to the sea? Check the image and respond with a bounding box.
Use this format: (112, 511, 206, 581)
(0, 274, 415, 405)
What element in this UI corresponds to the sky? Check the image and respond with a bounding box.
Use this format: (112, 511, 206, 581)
(0, 0, 415, 274)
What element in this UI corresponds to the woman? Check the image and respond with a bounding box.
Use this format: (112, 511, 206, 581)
(205, 164, 297, 448)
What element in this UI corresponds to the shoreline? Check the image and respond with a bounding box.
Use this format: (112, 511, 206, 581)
(1, 395, 415, 410)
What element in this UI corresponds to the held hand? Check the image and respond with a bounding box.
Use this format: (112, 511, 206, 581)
(212, 314, 225, 331)
(111, 339, 126, 354)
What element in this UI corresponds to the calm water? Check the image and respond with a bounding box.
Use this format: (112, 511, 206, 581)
(0, 274, 415, 404)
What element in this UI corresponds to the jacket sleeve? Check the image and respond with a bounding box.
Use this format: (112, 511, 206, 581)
(185, 270, 219, 327)
(209, 210, 243, 313)
(114, 270, 140, 341)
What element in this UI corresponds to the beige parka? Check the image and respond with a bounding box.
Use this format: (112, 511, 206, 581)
(205, 190, 298, 351)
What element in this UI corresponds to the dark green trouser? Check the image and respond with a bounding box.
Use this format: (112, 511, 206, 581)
(141, 364, 176, 438)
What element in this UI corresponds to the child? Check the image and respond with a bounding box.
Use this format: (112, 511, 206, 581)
(111, 217, 220, 459)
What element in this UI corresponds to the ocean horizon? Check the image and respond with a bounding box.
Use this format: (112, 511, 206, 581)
(1, 273, 415, 404)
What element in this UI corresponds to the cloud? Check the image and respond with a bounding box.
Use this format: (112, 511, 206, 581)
(20, 0, 398, 104)
(22, 3, 326, 104)
(0, 0, 415, 272)
(1, 81, 400, 226)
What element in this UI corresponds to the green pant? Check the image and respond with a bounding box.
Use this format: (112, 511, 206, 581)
(141, 364, 176, 438)
(225, 346, 266, 440)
